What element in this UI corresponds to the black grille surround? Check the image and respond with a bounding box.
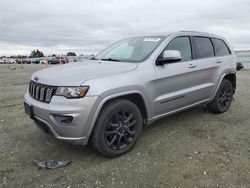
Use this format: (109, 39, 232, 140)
(29, 80, 57, 103)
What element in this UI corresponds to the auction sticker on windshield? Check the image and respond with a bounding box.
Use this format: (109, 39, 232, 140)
(143, 38, 161, 42)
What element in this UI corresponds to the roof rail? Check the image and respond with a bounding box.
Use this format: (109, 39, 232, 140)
(179, 30, 206, 33)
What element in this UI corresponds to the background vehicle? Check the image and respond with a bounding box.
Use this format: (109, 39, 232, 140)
(48, 57, 68, 64)
(0, 58, 16, 64)
(24, 31, 237, 157)
(0, 59, 5, 64)
(31, 59, 41, 64)
(39, 60, 47, 64)
(17, 58, 31, 64)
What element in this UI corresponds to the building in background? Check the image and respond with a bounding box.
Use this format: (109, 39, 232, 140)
(235, 50, 250, 69)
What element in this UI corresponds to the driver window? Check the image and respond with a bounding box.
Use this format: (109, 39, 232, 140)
(165, 37, 192, 62)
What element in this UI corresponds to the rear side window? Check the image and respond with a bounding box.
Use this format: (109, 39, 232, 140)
(165, 37, 192, 61)
(193, 37, 214, 59)
(212, 38, 231, 56)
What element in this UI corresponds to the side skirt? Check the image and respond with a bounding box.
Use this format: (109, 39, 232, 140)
(147, 99, 210, 125)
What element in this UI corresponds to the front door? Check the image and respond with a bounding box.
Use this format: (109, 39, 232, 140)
(154, 36, 215, 116)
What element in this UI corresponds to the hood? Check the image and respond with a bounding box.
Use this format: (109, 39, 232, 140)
(31, 61, 138, 86)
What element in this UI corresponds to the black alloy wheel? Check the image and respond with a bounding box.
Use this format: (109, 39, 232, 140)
(208, 79, 233, 113)
(91, 99, 142, 157)
(104, 109, 137, 150)
(217, 83, 232, 111)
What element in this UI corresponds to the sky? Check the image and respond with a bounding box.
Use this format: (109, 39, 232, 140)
(0, 0, 250, 56)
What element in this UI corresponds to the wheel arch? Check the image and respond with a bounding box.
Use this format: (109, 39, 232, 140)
(86, 91, 149, 140)
(223, 73, 236, 93)
(212, 72, 236, 100)
(208, 72, 235, 113)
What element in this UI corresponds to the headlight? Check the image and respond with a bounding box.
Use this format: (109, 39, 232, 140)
(55, 86, 89, 98)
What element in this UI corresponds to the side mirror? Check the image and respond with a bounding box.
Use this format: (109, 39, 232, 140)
(156, 50, 182, 65)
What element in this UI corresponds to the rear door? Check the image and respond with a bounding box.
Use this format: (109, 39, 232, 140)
(190, 36, 222, 100)
(210, 37, 234, 94)
(211, 38, 233, 68)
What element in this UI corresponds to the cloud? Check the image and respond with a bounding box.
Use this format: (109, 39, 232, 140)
(0, 0, 249, 55)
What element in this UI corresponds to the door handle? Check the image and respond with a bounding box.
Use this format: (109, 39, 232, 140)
(188, 64, 197, 68)
(216, 60, 222, 64)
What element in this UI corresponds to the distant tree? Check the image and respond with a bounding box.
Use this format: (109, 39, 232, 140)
(30, 49, 44, 58)
(66, 52, 77, 56)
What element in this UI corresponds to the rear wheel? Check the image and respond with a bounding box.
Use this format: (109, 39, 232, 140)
(91, 99, 143, 157)
(208, 79, 233, 113)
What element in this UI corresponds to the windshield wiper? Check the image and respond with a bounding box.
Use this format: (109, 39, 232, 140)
(100, 58, 120, 62)
(90, 57, 99, 60)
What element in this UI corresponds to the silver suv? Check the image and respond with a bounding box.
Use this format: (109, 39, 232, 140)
(24, 31, 236, 157)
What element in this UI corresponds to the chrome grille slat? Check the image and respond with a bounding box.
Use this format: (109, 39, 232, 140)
(39, 87, 45, 101)
(45, 88, 52, 102)
(29, 81, 56, 103)
(29, 82, 31, 94)
(35, 85, 40, 99)
(32, 84, 36, 98)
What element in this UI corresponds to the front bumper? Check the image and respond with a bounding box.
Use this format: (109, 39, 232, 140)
(24, 91, 99, 145)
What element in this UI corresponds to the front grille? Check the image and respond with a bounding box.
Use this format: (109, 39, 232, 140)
(29, 80, 57, 103)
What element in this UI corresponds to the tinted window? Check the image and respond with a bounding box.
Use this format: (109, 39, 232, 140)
(165, 37, 192, 61)
(193, 37, 214, 59)
(212, 38, 230, 56)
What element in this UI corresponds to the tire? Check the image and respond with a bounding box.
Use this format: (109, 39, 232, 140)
(208, 79, 233, 113)
(91, 99, 143, 157)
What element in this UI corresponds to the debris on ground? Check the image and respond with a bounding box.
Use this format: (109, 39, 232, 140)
(9, 67, 16, 70)
(33, 160, 71, 170)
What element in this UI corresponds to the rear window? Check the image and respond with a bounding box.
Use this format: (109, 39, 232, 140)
(212, 38, 231, 56)
(193, 37, 214, 59)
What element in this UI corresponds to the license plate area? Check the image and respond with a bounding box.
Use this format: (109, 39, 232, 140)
(24, 102, 34, 119)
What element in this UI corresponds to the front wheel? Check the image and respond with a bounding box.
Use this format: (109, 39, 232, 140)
(208, 79, 233, 113)
(91, 99, 143, 157)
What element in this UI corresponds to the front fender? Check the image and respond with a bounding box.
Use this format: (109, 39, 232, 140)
(84, 89, 152, 139)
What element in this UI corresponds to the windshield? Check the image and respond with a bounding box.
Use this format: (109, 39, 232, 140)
(94, 37, 164, 63)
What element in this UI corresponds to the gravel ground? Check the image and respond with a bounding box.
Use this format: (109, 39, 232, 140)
(0, 64, 250, 188)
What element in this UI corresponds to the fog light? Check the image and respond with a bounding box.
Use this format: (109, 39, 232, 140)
(54, 115, 73, 123)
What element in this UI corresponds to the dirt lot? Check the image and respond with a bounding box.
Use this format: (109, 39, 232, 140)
(0, 64, 249, 188)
